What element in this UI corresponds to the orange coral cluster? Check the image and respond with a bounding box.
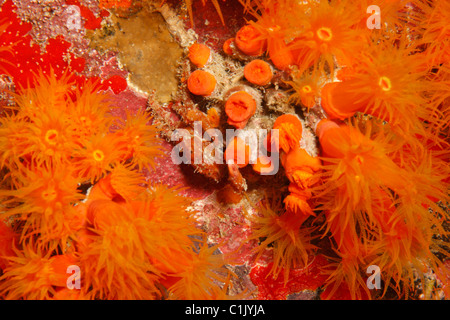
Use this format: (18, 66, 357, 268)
(0, 70, 233, 299)
(2, 0, 449, 301)
(226, 0, 450, 299)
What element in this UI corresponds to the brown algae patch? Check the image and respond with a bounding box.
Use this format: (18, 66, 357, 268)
(88, 6, 183, 102)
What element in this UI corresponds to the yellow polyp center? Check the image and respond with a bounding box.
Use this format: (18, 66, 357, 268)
(378, 76, 392, 91)
(93, 149, 105, 162)
(45, 129, 59, 145)
(317, 27, 333, 42)
(41, 187, 57, 202)
(302, 85, 312, 94)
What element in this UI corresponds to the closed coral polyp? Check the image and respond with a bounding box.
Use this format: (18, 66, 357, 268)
(225, 91, 257, 128)
(235, 24, 266, 56)
(187, 70, 216, 96)
(244, 59, 273, 86)
(188, 43, 211, 68)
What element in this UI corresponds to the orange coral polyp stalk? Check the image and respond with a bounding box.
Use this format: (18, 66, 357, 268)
(268, 39, 294, 71)
(188, 43, 211, 68)
(315, 119, 340, 142)
(244, 59, 273, 86)
(225, 91, 257, 126)
(235, 24, 267, 56)
(320, 80, 372, 120)
(187, 70, 216, 96)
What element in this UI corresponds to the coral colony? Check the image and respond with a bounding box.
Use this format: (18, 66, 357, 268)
(0, 0, 449, 300)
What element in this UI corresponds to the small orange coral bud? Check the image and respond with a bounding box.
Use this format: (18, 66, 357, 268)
(85, 174, 117, 202)
(188, 43, 211, 68)
(223, 38, 235, 56)
(235, 24, 266, 56)
(244, 59, 273, 86)
(187, 70, 216, 96)
(224, 136, 250, 168)
(225, 91, 257, 128)
(272, 114, 303, 154)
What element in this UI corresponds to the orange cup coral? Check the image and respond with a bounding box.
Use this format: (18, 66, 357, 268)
(187, 70, 217, 96)
(188, 43, 211, 68)
(235, 24, 267, 56)
(225, 91, 257, 129)
(244, 59, 273, 86)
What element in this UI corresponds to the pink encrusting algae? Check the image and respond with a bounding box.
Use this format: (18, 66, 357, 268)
(0, 0, 449, 301)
